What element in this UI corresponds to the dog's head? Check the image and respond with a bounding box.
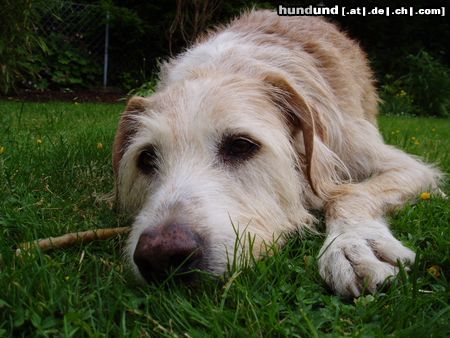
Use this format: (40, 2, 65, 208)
(113, 73, 336, 283)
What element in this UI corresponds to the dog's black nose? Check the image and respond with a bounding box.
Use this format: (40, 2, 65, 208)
(133, 223, 203, 282)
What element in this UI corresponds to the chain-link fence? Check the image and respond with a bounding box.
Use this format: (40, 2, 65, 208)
(37, 1, 110, 87)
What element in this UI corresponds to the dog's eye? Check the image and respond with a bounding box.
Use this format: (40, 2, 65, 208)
(137, 147, 158, 174)
(220, 135, 260, 162)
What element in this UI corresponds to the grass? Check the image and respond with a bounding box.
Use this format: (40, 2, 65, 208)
(0, 100, 448, 337)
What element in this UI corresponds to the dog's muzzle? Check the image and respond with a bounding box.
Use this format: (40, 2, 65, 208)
(133, 223, 204, 283)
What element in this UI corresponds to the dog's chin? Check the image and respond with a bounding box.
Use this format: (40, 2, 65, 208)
(132, 249, 220, 285)
(136, 264, 219, 288)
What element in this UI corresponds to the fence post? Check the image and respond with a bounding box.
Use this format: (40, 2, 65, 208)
(103, 11, 110, 88)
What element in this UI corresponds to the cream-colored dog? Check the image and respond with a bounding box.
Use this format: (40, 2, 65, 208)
(113, 10, 442, 297)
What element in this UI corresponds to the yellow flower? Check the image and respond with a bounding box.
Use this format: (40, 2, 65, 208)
(414, 140, 420, 145)
(74, 102, 79, 105)
(427, 265, 441, 278)
(97, 142, 104, 150)
(411, 136, 416, 140)
(0, 146, 5, 154)
(65, 276, 70, 281)
(36, 138, 43, 145)
(420, 192, 431, 200)
(432, 128, 436, 132)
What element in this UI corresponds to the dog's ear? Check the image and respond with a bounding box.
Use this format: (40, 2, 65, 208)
(263, 73, 327, 195)
(113, 96, 151, 178)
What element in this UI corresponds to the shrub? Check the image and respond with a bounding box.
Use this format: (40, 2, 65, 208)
(0, 0, 49, 94)
(380, 51, 450, 117)
(1, 1, 103, 93)
(32, 33, 101, 90)
(379, 81, 416, 116)
(127, 78, 158, 97)
(402, 51, 450, 117)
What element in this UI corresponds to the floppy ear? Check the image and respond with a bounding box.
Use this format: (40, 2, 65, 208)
(112, 96, 151, 178)
(263, 73, 326, 195)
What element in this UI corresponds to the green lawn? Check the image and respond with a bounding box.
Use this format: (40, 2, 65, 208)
(0, 100, 448, 337)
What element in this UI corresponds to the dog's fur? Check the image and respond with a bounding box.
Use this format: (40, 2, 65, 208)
(113, 10, 442, 297)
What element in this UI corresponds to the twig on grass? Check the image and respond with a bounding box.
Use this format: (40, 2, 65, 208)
(0, 227, 130, 266)
(15, 226, 131, 255)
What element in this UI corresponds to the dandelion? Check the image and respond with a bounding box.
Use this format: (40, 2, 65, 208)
(65, 276, 70, 281)
(411, 136, 416, 140)
(427, 265, 441, 278)
(0, 146, 5, 154)
(420, 192, 431, 200)
(432, 128, 436, 132)
(97, 142, 104, 150)
(414, 140, 420, 145)
(36, 138, 43, 145)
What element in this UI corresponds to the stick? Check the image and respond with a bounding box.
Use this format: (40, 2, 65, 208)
(15, 227, 131, 255)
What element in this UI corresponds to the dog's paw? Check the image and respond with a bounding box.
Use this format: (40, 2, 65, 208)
(318, 225, 415, 297)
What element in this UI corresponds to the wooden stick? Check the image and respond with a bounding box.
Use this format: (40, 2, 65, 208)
(15, 227, 131, 255)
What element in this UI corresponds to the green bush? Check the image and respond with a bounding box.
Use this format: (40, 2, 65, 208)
(403, 51, 450, 117)
(127, 78, 158, 97)
(0, 0, 49, 94)
(32, 33, 101, 90)
(379, 81, 416, 116)
(0, 1, 102, 93)
(380, 51, 450, 117)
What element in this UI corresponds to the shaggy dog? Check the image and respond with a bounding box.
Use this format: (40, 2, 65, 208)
(112, 10, 442, 297)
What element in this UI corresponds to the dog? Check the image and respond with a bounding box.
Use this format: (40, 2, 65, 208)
(112, 10, 442, 297)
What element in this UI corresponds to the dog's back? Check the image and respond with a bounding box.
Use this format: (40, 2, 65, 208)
(161, 10, 378, 125)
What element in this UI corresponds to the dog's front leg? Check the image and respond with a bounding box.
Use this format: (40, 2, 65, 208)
(318, 146, 442, 297)
(318, 215, 415, 297)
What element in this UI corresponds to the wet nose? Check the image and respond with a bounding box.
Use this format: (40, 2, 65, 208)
(133, 223, 203, 282)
